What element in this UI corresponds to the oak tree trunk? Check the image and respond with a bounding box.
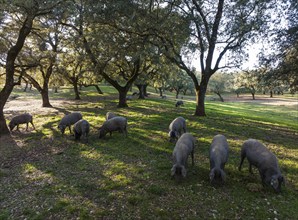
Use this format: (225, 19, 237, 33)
(41, 88, 52, 107)
(194, 81, 208, 116)
(215, 92, 224, 102)
(24, 81, 29, 92)
(0, 90, 12, 135)
(73, 81, 81, 100)
(118, 89, 128, 107)
(158, 88, 163, 96)
(144, 84, 148, 97)
(94, 85, 103, 94)
(136, 84, 145, 99)
(0, 14, 35, 136)
(175, 89, 180, 99)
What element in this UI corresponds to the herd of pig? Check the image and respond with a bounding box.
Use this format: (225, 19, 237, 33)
(8, 112, 284, 193)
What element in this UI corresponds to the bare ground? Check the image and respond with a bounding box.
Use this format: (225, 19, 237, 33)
(4, 94, 298, 119)
(4, 96, 93, 119)
(224, 95, 298, 107)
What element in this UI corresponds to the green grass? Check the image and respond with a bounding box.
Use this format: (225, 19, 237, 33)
(0, 86, 297, 219)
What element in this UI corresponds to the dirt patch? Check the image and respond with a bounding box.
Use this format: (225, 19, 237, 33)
(4, 97, 87, 118)
(224, 95, 298, 106)
(158, 93, 297, 108)
(4, 93, 298, 119)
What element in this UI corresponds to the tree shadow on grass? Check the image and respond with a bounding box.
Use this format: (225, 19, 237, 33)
(1, 95, 298, 219)
(0, 134, 26, 168)
(51, 106, 72, 115)
(0, 119, 177, 217)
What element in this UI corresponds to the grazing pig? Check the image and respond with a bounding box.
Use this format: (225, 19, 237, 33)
(175, 100, 184, 107)
(209, 134, 229, 185)
(126, 95, 133, 100)
(99, 116, 128, 138)
(168, 116, 186, 142)
(73, 119, 90, 141)
(9, 113, 35, 131)
(106, 112, 117, 121)
(239, 139, 284, 193)
(58, 112, 82, 135)
(171, 133, 196, 180)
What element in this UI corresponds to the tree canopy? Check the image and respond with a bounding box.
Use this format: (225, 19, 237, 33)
(0, 0, 296, 135)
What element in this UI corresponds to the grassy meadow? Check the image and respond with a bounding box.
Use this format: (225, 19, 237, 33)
(0, 86, 297, 219)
